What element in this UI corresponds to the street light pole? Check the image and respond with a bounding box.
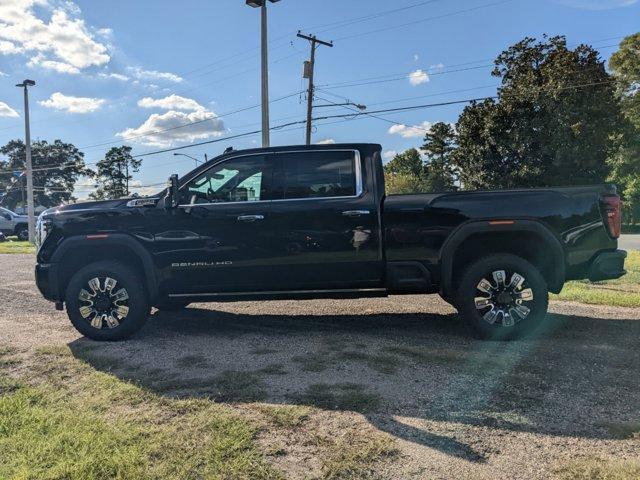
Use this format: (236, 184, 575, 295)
(16, 79, 36, 243)
(246, 0, 280, 148)
(173, 152, 203, 167)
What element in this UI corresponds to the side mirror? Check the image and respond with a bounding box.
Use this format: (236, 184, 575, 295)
(165, 174, 179, 209)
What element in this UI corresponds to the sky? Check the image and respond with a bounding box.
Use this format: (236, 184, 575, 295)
(0, 0, 638, 199)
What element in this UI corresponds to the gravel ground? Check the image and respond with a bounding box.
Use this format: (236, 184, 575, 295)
(1, 253, 639, 479)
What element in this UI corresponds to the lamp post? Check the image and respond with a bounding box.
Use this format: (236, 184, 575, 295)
(173, 152, 203, 167)
(16, 79, 36, 243)
(246, 0, 280, 148)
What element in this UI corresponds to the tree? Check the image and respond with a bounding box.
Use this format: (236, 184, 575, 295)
(383, 148, 427, 194)
(452, 35, 621, 190)
(0, 139, 91, 209)
(608, 33, 640, 224)
(421, 122, 457, 191)
(90, 146, 142, 200)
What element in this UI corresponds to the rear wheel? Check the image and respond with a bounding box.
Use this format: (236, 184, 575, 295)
(65, 261, 150, 341)
(16, 226, 28, 241)
(456, 254, 549, 340)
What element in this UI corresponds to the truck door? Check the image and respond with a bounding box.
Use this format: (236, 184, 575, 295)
(160, 153, 283, 294)
(267, 149, 384, 290)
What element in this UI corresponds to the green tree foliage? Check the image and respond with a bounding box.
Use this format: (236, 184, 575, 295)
(90, 146, 142, 200)
(453, 35, 621, 189)
(384, 148, 426, 194)
(608, 33, 640, 224)
(421, 122, 457, 191)
(0, 139, 91, 209)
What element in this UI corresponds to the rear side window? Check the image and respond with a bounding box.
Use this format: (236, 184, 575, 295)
(278, 150, 357, 200)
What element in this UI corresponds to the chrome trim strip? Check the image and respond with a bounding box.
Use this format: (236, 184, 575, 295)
(168, 287, 387, 298)
(177, 149, 363, 208)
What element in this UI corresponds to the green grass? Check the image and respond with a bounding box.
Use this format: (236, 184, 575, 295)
(556, 458, 640, 480)
(0, 347, 281, 480)
(296, 383, 381, 413)
(553, 250, 640, 308)
(0, 240, 35, 254)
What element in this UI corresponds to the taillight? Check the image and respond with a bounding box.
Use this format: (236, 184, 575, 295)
(601, 195, 622, 239)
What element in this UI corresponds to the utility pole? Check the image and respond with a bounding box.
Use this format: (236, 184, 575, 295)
(246, 0, 280, 147)
(297, 31, 333, 145)
(16, 79, 36, 243)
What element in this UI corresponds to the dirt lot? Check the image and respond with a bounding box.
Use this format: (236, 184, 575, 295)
(1, 253, 639, 479)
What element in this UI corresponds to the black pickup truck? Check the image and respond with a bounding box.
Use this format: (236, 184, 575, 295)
(35, 144, 626, 341)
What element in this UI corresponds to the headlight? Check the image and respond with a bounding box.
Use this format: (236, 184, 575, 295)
(35, 215, 51, 251)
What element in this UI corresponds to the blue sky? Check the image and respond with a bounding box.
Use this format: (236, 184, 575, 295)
(0, 0, 638, 198)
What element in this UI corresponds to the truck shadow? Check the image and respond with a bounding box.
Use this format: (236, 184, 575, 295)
(68, 304, 640, 463)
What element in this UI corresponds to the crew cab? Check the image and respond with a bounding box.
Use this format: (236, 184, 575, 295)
(34, 144, 626, 341)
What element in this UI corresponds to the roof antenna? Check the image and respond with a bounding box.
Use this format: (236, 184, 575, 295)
(223, 146, 234, 154)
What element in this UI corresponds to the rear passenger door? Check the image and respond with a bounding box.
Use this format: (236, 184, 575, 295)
(268, 149, 383, 290)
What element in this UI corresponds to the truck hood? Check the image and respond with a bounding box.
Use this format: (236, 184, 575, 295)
(47, 199, 130, 214)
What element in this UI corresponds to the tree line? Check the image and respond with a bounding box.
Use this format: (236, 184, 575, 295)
(384, 33, 640, 224)
(0, 143, 142, 210)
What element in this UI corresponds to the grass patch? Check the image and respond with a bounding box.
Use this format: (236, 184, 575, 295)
(553, 250, 640, 307)
(0, 354, 281, 479)
(211, 370, 267, 402)
(296, 383, 381, 413)
(599, 421, 640, 440)
(322, 435, 398, 480)
(256, 404, 310, 428)
(292, 353, 331, 373)
(0, 240, 34, 254)
(257, 363, 288, 376)
(174, 354, 209, 369)
(556, 457, 640, 480)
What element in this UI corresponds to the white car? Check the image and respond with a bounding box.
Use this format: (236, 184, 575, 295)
(0, 207, 29, 241)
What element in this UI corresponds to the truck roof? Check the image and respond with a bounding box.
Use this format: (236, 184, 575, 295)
(212, 143, 382, 159)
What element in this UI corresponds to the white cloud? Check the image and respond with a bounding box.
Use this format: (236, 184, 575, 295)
(413, 54, 419, 62)
(430, 63, 445, 71)
(0, 101, 19, 117)
(28, 53, 80, 74)
(129, 180, 161, 197)
(98, 72, 129, 81)
(39, 92, 105, 113)
(116, 109, 225, 147)
(383, 150, 397, 161)
(0, 70, 6, 77)
(316, 138, 336, 145)
(0, 1, 110, 72)
(388, 121, 433, 138)
(0, 40, 20, 54)
(129, 66, 183, 83)
(138, 94, 204, 112)
(408, 69, 429, 86)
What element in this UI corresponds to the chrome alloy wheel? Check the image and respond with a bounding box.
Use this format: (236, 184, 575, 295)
(474, 270, 534, 327)
(77, 277, 130, 329)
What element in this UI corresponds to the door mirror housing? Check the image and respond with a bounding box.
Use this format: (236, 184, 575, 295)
(165, 174, 179, 209)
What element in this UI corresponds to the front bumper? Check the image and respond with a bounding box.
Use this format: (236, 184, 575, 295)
(588, 250, 627, 281)
(35, 263, 60, 302)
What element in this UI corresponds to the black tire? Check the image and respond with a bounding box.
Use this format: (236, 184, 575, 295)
(16, 226, 28, 241)
(456, 254, 549, 340)
(65, 261, 150, 341)
(153, 300, 190, 311)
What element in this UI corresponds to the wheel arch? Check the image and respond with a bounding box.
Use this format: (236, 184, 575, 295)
(51, 234, 159, 303)
(440, 219, 565, 298)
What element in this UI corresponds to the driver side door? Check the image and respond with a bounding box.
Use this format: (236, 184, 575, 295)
(159, 153, 283, 294)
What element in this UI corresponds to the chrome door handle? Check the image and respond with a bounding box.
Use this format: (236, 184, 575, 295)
(342, 210, 370, 217)
(237, 214, 264, 222)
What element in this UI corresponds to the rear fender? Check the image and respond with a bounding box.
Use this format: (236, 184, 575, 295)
(440, 219, 565, 297)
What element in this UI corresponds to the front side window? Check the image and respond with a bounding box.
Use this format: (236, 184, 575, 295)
(180, 155, 271, 205)
(279, 151, 357, 200)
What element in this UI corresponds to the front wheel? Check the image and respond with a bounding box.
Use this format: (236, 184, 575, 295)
(16, 226, 28, 241)
(456, 254, 549, 340)
(65, 261, 150, 341)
